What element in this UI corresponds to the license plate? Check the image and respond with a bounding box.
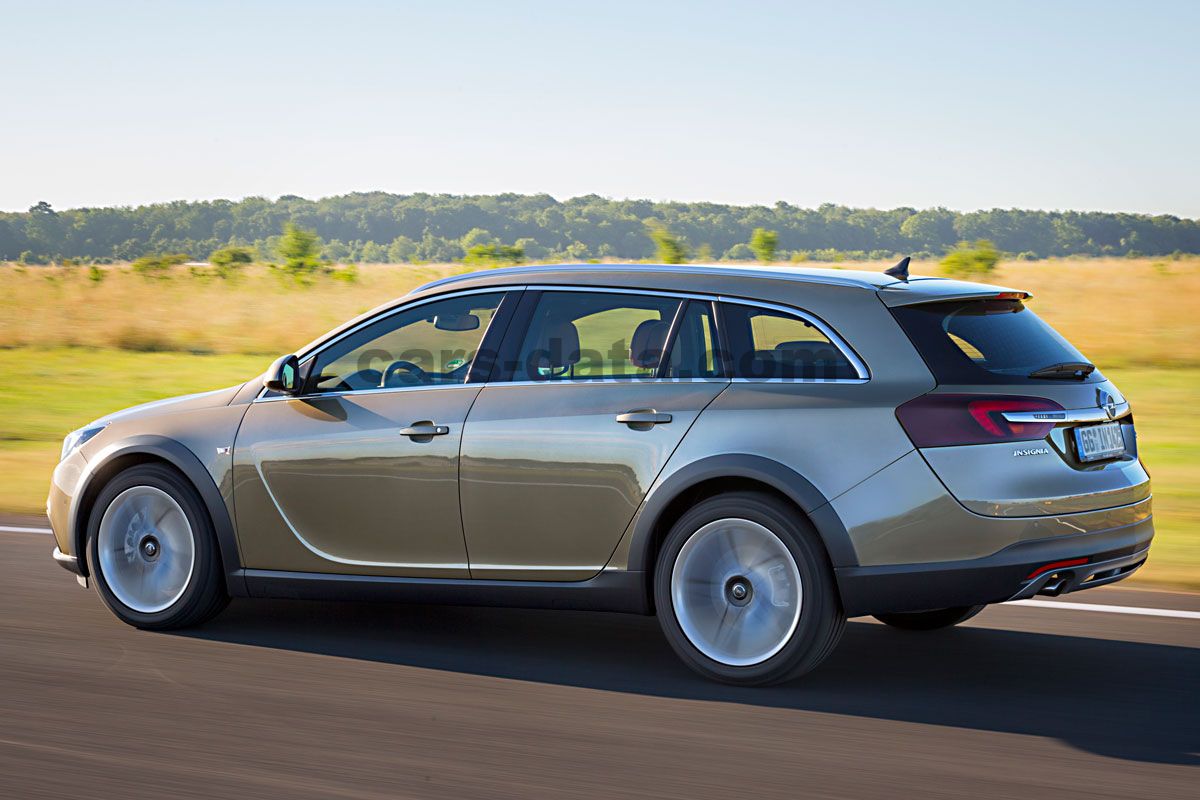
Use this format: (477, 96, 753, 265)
(1074, 422, 1125, 462)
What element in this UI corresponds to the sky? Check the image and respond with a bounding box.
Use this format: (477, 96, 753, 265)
(2, 1, 1198, 216)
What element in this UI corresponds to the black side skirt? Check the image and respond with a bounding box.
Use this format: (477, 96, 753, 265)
(236, 568, 650, 615)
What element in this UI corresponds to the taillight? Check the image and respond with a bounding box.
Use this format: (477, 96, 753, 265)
(896, 394, 1064, 447)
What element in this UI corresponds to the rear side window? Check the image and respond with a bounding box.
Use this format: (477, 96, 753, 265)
(663, 300, 721, 379)
(721, 303, 861, 380)
(510, 291, 682, 380)
(890, 299, 1102, 385)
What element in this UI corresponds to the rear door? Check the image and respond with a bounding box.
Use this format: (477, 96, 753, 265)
(459, 291, 727, 580)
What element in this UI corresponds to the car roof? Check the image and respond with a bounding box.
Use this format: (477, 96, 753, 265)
(295, 263, 1028, 359)
(410, 263, 1028, 307)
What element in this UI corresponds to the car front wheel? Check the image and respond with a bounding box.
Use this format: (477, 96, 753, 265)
(85, 463, 228, 630)
(654, 492, 845, 686)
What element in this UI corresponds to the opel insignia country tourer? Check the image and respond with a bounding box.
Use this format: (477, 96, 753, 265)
(48, 260, 1153, 685)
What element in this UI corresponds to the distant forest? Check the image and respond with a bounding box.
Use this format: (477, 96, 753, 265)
(3, 193, 1198, 264)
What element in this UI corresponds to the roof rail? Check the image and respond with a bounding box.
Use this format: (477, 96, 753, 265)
(411, 263, 888, 294)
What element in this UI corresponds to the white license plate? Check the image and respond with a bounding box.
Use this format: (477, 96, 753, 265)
(1074, 422, 1125, 462)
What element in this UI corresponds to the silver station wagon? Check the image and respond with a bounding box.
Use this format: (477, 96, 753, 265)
(48, 261, 1153, 685)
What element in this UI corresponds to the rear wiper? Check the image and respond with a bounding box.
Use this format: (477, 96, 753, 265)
(1028, 361, 1096, 380)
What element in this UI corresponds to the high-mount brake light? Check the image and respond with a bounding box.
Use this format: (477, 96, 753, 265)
(993, 291, 1029, 300)
(895, 394, 1065, 447)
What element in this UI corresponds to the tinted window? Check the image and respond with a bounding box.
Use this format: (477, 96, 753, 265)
(890, 299, 1102, 385)
(510, 291, 682, 381)
(663, 300, 721, 379)
(307, 292, 504, 393)
(721, 303, 860, 380)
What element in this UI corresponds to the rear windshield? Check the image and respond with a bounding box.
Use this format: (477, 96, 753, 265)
(890, 299, 1103, 385)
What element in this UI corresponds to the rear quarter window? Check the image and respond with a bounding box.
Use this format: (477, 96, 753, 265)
(890, 299, 1103, 385)
(721, 303, 861, 380)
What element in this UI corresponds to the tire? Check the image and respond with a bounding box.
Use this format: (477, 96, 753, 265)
(873, 605, 985, 631)
(653, 491, 845, 686)
(85, 463, 228, 630)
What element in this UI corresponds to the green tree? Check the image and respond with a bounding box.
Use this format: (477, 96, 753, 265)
(209, 245, 254, 275)
(387, 236, 417, 262)
(464, 242, 525, 266)
(359, 241, 388, 263)
(940, 240, 1001, 277)
(278, 222, 322, 280)
(749, 228, 778, 263)
(723, 243, 753, 261)
(646, 221, 687, 264)
(900, 208, 957, 251)
(131, 252, 189, 278)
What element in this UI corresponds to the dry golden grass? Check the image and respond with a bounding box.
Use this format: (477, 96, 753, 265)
(3, 257, 1197, 365)
(0, 263, 466, 356)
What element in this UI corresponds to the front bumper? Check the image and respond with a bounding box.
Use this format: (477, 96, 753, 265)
(52, 546, 88, 587)
(835, 515, 1153, 617)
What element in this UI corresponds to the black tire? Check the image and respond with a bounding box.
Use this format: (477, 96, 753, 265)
(653, 491, 845, 686)
(873, 605, 985, 631)
(85, 463, 228, 630)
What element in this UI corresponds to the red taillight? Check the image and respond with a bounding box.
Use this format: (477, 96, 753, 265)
(896, 394, 1065, 447)
(1025, 558, 1088, 580)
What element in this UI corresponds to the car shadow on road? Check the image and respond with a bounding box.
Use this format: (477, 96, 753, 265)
(184, 599, 1198, 766)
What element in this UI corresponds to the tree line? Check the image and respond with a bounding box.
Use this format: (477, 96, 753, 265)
(3, 193, 1198, 265)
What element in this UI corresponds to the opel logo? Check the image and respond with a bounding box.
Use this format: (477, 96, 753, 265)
(1096, 389, 1117, 420)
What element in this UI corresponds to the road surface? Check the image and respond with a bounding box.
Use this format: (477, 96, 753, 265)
(1, 520, 1196, 799)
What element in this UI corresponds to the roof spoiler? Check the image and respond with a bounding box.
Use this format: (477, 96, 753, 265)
(883, 256, 910, 282)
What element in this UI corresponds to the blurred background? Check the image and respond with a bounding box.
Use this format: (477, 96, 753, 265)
(1, 3, 1197, 795)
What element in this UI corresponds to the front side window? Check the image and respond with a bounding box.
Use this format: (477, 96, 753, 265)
(722, 303, 860, 380)
(511, 291, 682, 381)
(306, 292, 504, 393)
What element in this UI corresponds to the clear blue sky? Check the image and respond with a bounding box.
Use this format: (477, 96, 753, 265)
(3, 0, 1197, 215)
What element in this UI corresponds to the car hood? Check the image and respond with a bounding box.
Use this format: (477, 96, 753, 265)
(90, 384, 246, 427)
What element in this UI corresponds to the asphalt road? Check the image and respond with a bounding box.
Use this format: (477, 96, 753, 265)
(1, 526, 1196, 799)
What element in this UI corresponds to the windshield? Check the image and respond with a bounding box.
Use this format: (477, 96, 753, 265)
(890, 299, 1102, 385)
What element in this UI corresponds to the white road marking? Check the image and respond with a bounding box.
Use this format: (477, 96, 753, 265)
(1009, 599, 1200, 620)
(0, 524, 1196, 619)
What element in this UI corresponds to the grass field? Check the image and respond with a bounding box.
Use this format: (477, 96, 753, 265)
(1, 257, 1196, 588)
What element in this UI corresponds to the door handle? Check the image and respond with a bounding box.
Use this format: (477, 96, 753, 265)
(616, 410, 672, 426)
(399, 423, 450, 438)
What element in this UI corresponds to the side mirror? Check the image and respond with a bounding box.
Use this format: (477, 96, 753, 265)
(263, 354, 302, 395)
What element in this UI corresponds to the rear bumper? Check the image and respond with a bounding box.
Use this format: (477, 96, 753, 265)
(835, 515, 1153, 617)
(52, 546, 83, 575)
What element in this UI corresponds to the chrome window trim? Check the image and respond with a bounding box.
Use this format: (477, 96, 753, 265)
(254, 286, 516, 402)
(729, 377, 870, 386)
(253, 382, 482, 403)
(717, 295, 870, 382)
(482, 378, 731, 389)
(1002, 403, 1131, 424)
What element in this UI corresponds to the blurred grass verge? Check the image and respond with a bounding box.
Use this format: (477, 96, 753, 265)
(0, 257, 1195, 589)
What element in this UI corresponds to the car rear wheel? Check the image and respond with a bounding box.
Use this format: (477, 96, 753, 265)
(654, 492, 845, 686)
(873, 605, 985, 631)
(86, 463, 228, 630)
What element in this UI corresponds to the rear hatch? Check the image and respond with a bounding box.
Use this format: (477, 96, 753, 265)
(888, 294, 1150, 517)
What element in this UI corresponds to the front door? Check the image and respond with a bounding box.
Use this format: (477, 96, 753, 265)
(233, 291, 508, 577)
(460, 292, 727, 580)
